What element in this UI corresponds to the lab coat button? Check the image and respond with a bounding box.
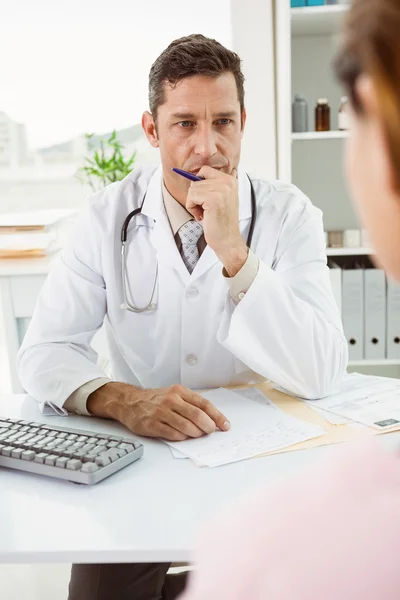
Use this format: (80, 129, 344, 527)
(186, 287, 199, 298)
(186, 354, 198, 366)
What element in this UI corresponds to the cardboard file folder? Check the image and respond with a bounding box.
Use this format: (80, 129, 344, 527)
(342, 269, 364, 361)
(364, 269, 386, 360)
(387, 278, 400, 359)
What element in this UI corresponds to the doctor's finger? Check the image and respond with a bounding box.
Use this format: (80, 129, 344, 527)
(175, 400, 216, 435)
(183, 391, 231, 432)
(156, 423, 189, 442)
(166, 410, 205, 438)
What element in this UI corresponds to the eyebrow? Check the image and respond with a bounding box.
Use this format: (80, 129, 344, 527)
(171, 111, 238, 120)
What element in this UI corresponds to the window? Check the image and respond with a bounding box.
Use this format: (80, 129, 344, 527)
(0, 0, 231, 212)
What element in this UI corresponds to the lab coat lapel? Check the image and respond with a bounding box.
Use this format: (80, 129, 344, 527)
(140, 167, 190, 283)
(190, 170, 253, 283)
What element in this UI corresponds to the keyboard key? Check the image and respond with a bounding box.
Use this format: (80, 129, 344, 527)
(109, 436, 123, 442)
(119, 443, 135, 453)
(45, 455, 57, 466)
(66, 459, 82, 471)
(100, 450, 119, 463)
(115, 448, 127, 458)
(73, 450, 86, 460)
(11, 448, 23, 459)
(81, 444, 96, 453)
(77, 436, 88, 443)
(2, 446, 13, 457)
(21, 450, 35, 461)
(81, 462, 99, 473)
(95, 455, 111, 467)
(0, 421, 11, 429)
(55, 457, 69, 468)
(34, 453, 48, 464)
(107, 441, 119, 448)
(97, 439, 108, 446)
(56, 432, 68, 440)
(67, 434, 78, 441)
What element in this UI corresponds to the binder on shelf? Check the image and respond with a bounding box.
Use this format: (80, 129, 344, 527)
(364, 269, 386, 360)
(342, 269, 364, 361)
(386, 278, 400, 359)
(328, 262, 342, 317)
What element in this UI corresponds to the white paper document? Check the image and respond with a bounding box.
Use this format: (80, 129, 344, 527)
(165, 388, 327, 467)
(305, 373, 400, 430)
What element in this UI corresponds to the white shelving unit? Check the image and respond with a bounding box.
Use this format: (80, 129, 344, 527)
(349, 359, 400, 367)
(326, 247, 374, 257)
(291, 5, 349, 36)
(275, 2, 398, 377)
(292, 131, 348, 141)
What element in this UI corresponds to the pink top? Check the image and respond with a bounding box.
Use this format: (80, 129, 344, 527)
(181, 440, 400, 600)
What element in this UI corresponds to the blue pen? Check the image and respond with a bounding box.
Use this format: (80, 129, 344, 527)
(172, 168, 203, 182)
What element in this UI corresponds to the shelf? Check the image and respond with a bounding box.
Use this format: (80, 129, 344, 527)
(291, 4, 349, 37)
(292, 131, 348, 141)
(326, 247, 374, 257)
(348, 359, 400, 367)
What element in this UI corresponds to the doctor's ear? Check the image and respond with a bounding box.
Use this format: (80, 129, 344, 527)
(142, 111, 160, 148)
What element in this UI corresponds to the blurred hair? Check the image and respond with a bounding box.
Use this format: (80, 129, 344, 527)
(334, 0, 400, 188)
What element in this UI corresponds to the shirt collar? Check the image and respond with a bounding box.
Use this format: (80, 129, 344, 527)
(162, 182, 193, 236)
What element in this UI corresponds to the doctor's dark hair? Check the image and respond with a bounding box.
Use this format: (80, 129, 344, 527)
(148, 34, 245, 119)
(334, 0, 400, 188)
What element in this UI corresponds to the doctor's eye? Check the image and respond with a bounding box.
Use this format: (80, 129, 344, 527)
(216, 118, 232, 126)
(178, 121, 194, 128)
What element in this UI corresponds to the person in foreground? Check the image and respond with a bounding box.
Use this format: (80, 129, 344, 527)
(180, 0, 400, 598)
(17, 34, 346, 600)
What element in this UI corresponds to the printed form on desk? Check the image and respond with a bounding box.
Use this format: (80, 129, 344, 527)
(165, 387, 327, 467)
(303, 373, 400, 430)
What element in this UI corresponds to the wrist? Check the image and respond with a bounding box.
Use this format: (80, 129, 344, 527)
(217, 241, 249, 277)
(87, 381, 135, 421)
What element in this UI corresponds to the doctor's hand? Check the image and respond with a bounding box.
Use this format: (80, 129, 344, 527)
(186, 166, 249, 277)
(87, 382, 231, 441)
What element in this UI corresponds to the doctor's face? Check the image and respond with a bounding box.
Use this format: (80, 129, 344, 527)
(142, 73, 246, 203)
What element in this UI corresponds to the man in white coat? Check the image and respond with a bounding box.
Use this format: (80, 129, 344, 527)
(17, 34, 347, 600)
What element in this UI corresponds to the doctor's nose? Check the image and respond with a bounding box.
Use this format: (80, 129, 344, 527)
(192, 127, 218, 159)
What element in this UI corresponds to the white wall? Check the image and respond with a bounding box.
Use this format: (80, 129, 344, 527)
(230, 0, 277, 180)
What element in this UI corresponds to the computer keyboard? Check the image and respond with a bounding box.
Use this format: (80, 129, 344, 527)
(0, 417, 143, 485)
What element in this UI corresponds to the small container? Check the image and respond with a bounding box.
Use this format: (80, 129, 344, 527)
(307, 0, 324, 5)
(361, 229, 371, 249)
(343, 229, 361, 248)
(291, 0, 306, 6)
(315, 98, 331, 132)
(328, 231, 344, 248)
(292, 94, 308, 133)
(338, 96, 350, 131)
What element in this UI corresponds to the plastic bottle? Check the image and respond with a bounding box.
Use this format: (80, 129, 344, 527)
(292, 94, 308, 133)
(315, 98, 331, 132)
(338, 96, 350, 130)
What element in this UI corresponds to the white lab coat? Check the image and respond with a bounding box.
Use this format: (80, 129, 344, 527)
(17, 165, 347, 409)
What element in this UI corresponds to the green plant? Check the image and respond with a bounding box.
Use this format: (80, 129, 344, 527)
(76, 130, 136, 191)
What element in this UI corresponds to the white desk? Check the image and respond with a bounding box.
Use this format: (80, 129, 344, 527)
(0, 393, 371, 565)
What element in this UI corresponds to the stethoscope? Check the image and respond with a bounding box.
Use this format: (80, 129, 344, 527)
(120, 174, 257, 313)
